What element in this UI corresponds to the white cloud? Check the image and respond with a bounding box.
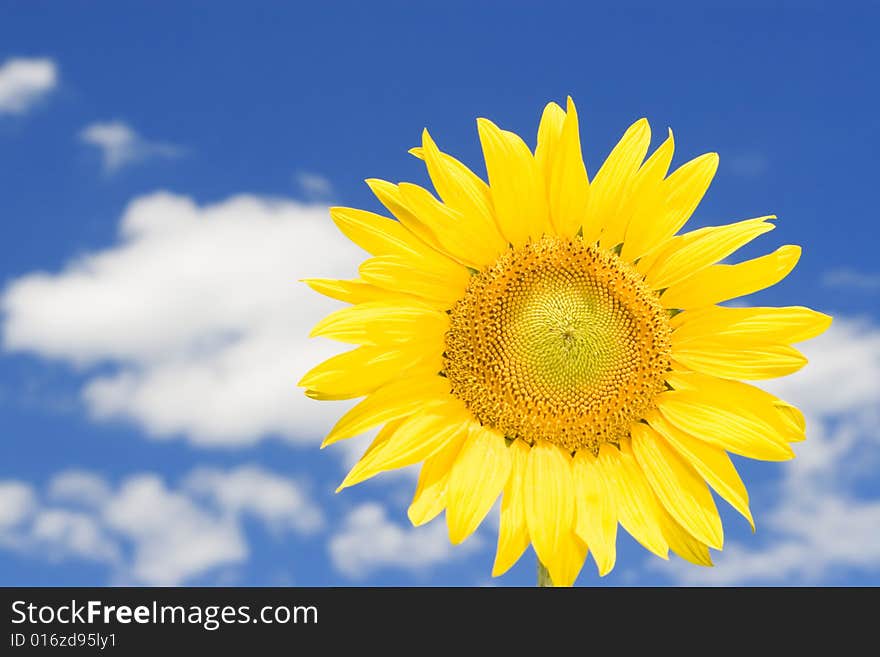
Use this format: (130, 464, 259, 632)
(295, 172, 333, 199)
(31, 509, 119, 563)
(48, 470, 112, 507)
(822, 268, 880, 292)
(185, 465, 324, 534)
(2, 192, 363, 446)
(655, 317, 880, 584)
(103, 474, 245, 585)
(328, 503, 480, 579)
(760, 318, 880, 417)
(0, 482, 36, 528)
(0, 57, 57, 115)
(79, 121, 184, 172)
(680, 497, 880, 585)
(0, 465, 324, 585)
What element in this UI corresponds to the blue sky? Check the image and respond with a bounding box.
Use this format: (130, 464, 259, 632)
(1, 2, 878, 586)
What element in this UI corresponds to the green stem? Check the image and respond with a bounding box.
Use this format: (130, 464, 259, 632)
(537, 558, 554, 587)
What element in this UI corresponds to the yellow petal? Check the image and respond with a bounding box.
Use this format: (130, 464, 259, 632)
(361, 417, 403, 458)
(359, 255, 470, 308)
(418, 129, 506, 257)
(672, 305, 833, 345)
(620, 152, 719, 262)
(524, 439, 577, 579)
(303, 278, 421, 306)
(335, 417, 402, 488)
(300, 344, 441, 400)
(672, 342, 808, 380)
(303, 390, 362, 402)
(329, 206, 435, 261)
(628, 239, 664, 276)
(408, 431, 469, 526)
(410, 136, 494, 219)
(477, 117, 551, 246)
(333, 196, 475, 289)
(336, 417, 403, 485)
(322, 375, 450, 447)
(596, 442, 668, 558)
(657, 390, 795, 461)
(446, 425, 513, 544)
(337, 403, 471, 491)
(666, 370, 805, 443)
(582, 118, 651, 244)
(365, 178, 450, 257)
(663, 152, 720, 230)
(645, 216, 776, 290)
(661, 245, 801, 309)
(572, 449, 618, 576)
(647, 410, 753, 529)
(493, 438, 531, 577)
(775, 402, 807, 441)
(534, 101, 566, 184)
(309, 300, 448, 345)
(630, 424, 723, 550)
(605, 128, 675, 250)
(397, 182, 502, 269)
(547, 97, 590, 237)
(545, 530, 588, 587)
(657, 505, 713, 567)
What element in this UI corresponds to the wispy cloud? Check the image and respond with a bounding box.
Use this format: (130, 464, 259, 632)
(0, 57, 58, 115)
(79, 121, 184, 172)
(1, 192, 363, 447)
(328, 503, 481, 579)
(0, 482, 35, 528)
(0, 466, 324, 585)
(822, 268, 880, 292)
(295, 171, 333, 199)
(185, 466, 324, 535)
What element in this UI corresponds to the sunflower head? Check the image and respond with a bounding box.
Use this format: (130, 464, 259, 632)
(444, 234, 672, 453)
(301, 97, 831, 586)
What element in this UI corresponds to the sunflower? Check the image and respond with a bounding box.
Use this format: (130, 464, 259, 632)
(301, 98, 830, 586)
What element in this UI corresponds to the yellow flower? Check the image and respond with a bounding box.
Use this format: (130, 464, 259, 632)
(301, 98, 831, 586)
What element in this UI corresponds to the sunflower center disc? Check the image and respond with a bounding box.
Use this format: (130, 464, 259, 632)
(444, 235, 672, 452)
